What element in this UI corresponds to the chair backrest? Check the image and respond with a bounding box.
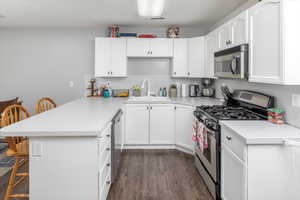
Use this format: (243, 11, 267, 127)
(0, 97, 21, 115)
(36, 97, 57, 114)
(1, 104, 30, 154)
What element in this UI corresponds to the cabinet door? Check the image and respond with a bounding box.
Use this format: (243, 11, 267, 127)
(149, 104, 175, 145)
(248, 0, 282, 84)
(222, 144, 247, 200)
(111, 38, 127, 77)
(217, 24, 231, 50)
(188, 37, 205, 78)
(172, 39, 188, 77)
(175, 105, 194, 151)
(125, 104, 149, 145)
(231, 11, 248, 46)
(95, 38, 111, 77)
(150, 38, 173, 57)
(205, 31, 218, 78)
(127, 38, 150, 57)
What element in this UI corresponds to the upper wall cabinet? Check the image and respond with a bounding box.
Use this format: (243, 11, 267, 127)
(205, 31, 218, 78)
(172, 39, 189, 77)
(249, 0, 300, 85)
(172, 37, 207, 78)
(95, 38, 127, 77)
(127, 38, 173, 57)
(188, 37, 206, 78)
(217, 10, 248, 50)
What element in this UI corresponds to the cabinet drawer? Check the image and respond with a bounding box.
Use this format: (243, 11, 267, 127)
(99, 153, 111, 189)
(221, 126, 246, 161)
(98, 136, 111, 157)
(100, 168, 112, 200)
(99, 142, 111, 168)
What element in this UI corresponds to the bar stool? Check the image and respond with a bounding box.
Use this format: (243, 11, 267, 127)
(1, 104, 30, 200)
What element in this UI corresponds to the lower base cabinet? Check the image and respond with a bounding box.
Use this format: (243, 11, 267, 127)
(175, 105, 194, 151)
(221, 125, 293, 200)
(221, 144, 246, 200)
(125, 104, 194, 152)
(98, 124, 112, 200)
(150, 104, 175, 144)
(125, 104, 149, 145)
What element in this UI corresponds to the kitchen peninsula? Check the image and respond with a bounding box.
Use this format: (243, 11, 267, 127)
(0, 97, 221, 200)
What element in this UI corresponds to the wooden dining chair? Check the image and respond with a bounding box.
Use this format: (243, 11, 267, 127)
(1, 104, 30, 200)
(35, 97, 57, 114)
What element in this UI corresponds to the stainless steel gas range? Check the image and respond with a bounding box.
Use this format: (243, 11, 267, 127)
(193, 89, 274, 200)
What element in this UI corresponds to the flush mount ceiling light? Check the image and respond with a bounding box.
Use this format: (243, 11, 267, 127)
(137, 0, 165, 18)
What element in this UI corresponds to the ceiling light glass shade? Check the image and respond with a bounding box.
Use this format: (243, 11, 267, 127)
(137, 0, 165, 17)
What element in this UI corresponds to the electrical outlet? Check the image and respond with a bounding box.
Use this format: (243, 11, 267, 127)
(292, 94, 300, 108)
(69, 81, 74, 88)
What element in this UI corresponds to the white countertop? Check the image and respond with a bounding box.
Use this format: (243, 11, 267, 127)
(0, 97, 222, 137)
(220, 120, 300, 145)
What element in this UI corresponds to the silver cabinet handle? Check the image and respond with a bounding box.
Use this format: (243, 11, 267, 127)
(106, 180, 111, 184)
(106, 147, 110, 151)
(174, 72, 176, 75)
(106, 163, 111, 167)
(226, 136, 232, 141)
(106, 134, 110, 137)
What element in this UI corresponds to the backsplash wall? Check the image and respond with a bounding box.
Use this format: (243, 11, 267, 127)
(94, 58, 202, 96)
(0, 26, 206, 113)
(215, 79, 300, 128)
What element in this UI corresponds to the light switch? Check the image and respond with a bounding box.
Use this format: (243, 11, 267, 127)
(292, 94, 300, 108)
(31, 142, 43, 157)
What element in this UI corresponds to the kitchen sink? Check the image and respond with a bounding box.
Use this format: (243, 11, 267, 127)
(127, 96, 172, 103)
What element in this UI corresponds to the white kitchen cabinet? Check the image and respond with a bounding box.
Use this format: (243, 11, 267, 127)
(231, 11, 248, 47)
(205, 31, 218, 78)
(125, 104, 149, 145)
(172, 38, 188, 77)
(188, 37, 206, 78)
(150, 38, 173, 57)
(222, 144, 247, 200)
(217, 10, 248, 50)
(95, 38, 127, 77)
(248, 0, 300, 85)
(173, 37, 207, 78)
(248, 0, 281, 84)
(127, 38, 173, 57)
(221, 125, 292, 200)
(175, 105, 194, 151)
(217, 25, 232, 50)
(149, 104, 175, 145)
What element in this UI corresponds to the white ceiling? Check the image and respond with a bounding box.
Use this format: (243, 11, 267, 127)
(0, 0, 248, 28)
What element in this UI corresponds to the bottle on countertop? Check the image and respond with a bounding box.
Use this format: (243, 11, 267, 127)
(159, 88, 163, 96)
(163, 87, 167, 97)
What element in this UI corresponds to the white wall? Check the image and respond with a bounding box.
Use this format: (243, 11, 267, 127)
(0, 26, 204, 114)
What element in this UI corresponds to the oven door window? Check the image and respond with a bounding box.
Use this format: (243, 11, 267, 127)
(203, 136, 212, 163)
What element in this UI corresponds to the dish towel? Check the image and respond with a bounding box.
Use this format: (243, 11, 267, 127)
(193, 119, 208, 152)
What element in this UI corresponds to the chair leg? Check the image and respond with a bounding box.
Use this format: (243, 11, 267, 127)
(4, 156, 20, 200)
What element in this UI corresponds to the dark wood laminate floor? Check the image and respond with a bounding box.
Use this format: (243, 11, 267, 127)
(108, 150, 213, 200)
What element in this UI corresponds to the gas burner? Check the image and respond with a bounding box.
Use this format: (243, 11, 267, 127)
(196, 105, 264, 121)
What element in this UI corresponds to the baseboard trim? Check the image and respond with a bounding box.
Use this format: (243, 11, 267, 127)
(123, 144, 194, 155)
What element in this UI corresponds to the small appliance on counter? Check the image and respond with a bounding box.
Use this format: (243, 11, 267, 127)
(189, 84, 200, 97)
(181, 84, 188, 97)
(201, 78, 215, 97)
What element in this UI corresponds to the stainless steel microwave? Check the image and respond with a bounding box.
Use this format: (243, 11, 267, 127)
(214, 44, 249, 80)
